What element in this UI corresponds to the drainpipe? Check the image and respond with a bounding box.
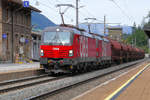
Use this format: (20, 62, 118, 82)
(11, 6, 14, 63)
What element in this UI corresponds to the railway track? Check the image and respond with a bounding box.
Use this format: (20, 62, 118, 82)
(0, 74, 48, 86)
(26, 59, 147, 100)
(0, 74, 67, 94)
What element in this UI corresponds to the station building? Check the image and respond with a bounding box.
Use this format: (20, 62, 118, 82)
(107, 27, 123, 42)
(0, 0, 40, 63)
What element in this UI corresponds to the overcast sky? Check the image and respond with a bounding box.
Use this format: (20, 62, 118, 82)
(28, 0, 150, 26)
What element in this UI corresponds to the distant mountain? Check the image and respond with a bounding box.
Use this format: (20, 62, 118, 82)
(31, 12, 56, 30)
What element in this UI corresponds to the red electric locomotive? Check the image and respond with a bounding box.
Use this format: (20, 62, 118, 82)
(40, 25, 111, 74)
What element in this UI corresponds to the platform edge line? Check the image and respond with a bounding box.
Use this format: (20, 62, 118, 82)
(104, 63, 150, 100)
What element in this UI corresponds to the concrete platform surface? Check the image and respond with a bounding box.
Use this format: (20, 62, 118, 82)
(72, 62, 149, 100)
(0, 62, 40, 73)
(116, 63, 150, 100)
(0, 62, 44, 82)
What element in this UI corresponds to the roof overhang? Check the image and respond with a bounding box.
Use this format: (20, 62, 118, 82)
(107, 27, 122, 30)
(144, 26, 150, 38)
(7, 0, 41, 12)
(31, 31, 41, 36)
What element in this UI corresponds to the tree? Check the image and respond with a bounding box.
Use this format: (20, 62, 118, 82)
(133, 22, 136, 28)
(141, 17, 146, 28)
(125, 28, 148, 53)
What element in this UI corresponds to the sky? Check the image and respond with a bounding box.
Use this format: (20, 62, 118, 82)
(28, 0, 150, 26)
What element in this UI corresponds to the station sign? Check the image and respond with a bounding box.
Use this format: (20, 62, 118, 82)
(2, 33, 7, 39)
(25, 39, 29, 43)
(23, 1, 30, 7)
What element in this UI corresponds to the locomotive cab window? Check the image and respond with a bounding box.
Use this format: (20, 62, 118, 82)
(42, 31, 73, 45)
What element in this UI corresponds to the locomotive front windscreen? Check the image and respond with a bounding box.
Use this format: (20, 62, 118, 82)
(43, 31, 72, 45)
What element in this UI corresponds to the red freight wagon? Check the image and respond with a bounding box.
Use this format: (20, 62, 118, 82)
(121, 44, 128, 51)
(140, 49, 145, 59)
(142, 50, 145, 58)
(120, 43, 128, 62)
(135, 48, 140, 59)
(109, 39, 122, 64)
(127, 45, 133, 61)
(138, 48, 144, 59)
(132, 47, 137, 60)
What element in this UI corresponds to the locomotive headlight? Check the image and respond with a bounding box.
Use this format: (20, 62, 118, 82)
(69, 50, 73, 57)
(40, 50, 44, 56)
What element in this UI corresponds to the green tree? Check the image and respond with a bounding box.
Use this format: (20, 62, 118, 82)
(125, 28, 148, 53)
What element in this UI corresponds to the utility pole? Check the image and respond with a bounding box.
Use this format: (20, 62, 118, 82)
(104, 15, 106, 35)
(11, 5, 14, 63)
(84, 18, 97, 33)
(135, 37, 136, 46)
(76, 0, 79, 27)
(132, 39, 134, 47)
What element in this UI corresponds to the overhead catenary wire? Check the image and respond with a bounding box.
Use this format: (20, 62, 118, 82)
(82, 7, 104, 22)
(52, 0, 104, 23)
(34, 0, 73, 22)
(49, 0, 77, 24)
(109, 0, 135, 23)
(33, 0, 123, 25)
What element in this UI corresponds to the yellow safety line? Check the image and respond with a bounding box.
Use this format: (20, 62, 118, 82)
(105, 63, 150, 100)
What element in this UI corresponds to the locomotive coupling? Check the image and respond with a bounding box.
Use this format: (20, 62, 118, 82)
(48, 60, 64, 64)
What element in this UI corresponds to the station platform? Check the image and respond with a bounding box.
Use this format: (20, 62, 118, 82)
(72, 62, 150, 100)
(0, 62, 40, 73)
(0, 62, 44, 82)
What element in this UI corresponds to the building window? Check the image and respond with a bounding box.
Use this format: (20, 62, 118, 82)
(19, 13, 21, 24)
(6, 8, 9, 21)
(21, 14, 24, 25)
(26, 15, 28, 26)
(6, 33, 9, 50)
(20, 14, 23, 24)
(18, 13, 21, 24)
(23, 13, 26, 25)
(14, 12, 17, 24)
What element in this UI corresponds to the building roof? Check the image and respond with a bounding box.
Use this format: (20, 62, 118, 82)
(107, 27, 122, 30)
(32, 31, 41, 36)
(7, 0, 41, 12)
(8, 0, 22, 4)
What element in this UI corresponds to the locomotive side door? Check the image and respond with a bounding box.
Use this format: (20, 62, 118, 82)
(102, 41, 107, 59)
(80, 35, 88, 62)
(96, 39, 99, 57)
